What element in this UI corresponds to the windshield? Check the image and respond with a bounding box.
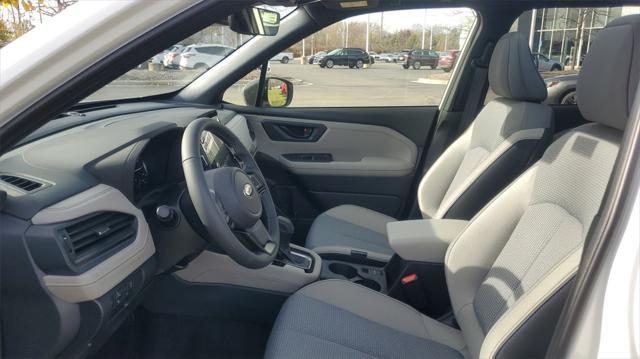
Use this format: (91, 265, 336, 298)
(326, 48, 342, 55)
(83, 6, 295, 103)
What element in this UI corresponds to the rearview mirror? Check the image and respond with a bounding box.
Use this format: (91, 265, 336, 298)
(229, 7, 280, 36)
(243, 77, 293, 108)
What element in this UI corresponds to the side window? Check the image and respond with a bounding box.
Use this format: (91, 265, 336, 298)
(485, 5, 639, 105)
(224, 7, 477, 107)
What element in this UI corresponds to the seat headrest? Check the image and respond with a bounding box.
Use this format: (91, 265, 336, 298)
(488, 32, 547, 102)
(578, 14, 640, 131)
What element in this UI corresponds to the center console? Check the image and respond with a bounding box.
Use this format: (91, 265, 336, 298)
(321, 259, 387, 291)
(314, 218, 469, 319)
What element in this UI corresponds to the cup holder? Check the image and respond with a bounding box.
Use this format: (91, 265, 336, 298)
(328, 262, 358, 279)
(355, 279, 381, 291)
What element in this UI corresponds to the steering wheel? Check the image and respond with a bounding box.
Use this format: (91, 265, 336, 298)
(181, 117, 279, 269)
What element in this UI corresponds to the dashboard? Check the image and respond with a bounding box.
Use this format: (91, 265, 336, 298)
(133, 129, 240, 201)
(0, 103, 256, 358)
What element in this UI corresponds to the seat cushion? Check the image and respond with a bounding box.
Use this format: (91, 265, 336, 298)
(265, 280, 467, 359)
(306, 205, 395, 262)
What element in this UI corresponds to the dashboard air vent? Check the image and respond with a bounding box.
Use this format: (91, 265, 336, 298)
(60, 212, 137, 266)
(0, 174, 44, 192)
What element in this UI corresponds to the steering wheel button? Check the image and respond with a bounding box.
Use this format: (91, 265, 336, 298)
(264, 242, 276, 254)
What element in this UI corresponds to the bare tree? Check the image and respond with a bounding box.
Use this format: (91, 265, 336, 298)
(38, 0, 77, 17)
(0, 0, 76, 42)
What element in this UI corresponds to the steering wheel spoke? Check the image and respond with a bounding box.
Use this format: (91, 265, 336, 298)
(207, 188, 233, 226)
(240, 221, 276, 255)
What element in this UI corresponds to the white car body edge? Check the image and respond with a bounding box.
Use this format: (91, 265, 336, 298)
(0, 0, 200, 127)
(270, 51, 293, 63)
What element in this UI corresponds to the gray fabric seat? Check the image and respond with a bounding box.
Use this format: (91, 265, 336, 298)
(307, 33, 554, 262)
(265, 280, 467, 359)
(305, 205, 396, 262)
(267, 15, 639, 359)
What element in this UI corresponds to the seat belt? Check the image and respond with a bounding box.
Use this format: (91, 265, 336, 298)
(456, 42, 494, 135)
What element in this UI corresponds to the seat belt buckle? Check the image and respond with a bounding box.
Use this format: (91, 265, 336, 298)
(400, 273, 428, 311)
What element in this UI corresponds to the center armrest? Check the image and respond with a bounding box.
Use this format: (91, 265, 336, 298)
(387, 219, 469, 263)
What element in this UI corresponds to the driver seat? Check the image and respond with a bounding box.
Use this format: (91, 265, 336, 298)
(265, 15, 639, 359)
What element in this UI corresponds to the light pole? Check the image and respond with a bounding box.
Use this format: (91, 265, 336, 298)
(302, 38, 305, 64)
(345, 20, 349, 47)
(366, 14, 370, 52)
(429, 24, 433, 49)
(380, 12, 384, 44)
(444, 29, 449, 51)
(421, 9, 427, 49)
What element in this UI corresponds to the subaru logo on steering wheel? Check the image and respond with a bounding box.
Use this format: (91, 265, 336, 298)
(243, 183, 253, 197)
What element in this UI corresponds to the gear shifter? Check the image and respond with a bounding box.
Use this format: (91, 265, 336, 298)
(277, 216, 295, 262)
(276, 216, 312, 270)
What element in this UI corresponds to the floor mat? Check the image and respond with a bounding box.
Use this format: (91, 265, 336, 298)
(94, 307, 272, 359)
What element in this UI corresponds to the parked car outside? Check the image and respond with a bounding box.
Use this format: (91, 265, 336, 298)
(396, 51, 408, 62)
(378, 53, 395, 62)
(318, 47, 371, 69)
(179, 44, 235, 70)
(162, 45, 186, 68)
(401, 49, 440, 69)
(369, 51, 380, 60)
(544, 73, 578, 104)
(438, 50, 460, 72)
(533, 53, 563, 71)
(270, 51, 294, 63)
(307, 51, 326, 64)
(150, 45, 181, 66)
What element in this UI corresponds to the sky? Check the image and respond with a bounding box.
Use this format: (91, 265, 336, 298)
(347, 8, 476, 31)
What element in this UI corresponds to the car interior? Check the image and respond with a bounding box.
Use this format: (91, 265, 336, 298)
(0, 0, 638, 358)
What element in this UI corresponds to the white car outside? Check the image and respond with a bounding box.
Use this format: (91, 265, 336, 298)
(162, 45, 186, 68)
(378, 53, 394, 62)
(270, 51, 293, 63)
(150, 45, 181, 65)
(179, 44, 234, 70)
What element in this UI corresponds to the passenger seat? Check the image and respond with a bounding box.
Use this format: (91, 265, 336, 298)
(306, 33, 554, 262)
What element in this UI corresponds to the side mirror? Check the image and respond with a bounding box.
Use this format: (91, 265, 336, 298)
(243, 77, 294, 108)
(229, 7, 280, 36)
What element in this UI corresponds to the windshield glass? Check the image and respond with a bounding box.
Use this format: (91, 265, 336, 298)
(83, 6, 295, 103)
(326, 48, 342, 55)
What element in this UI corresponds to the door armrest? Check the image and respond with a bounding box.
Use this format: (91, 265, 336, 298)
(387, 219, 469, 263)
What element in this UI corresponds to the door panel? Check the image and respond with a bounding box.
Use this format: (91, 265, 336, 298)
(247, 115, 417, 177)
(227, 105, 439, 245)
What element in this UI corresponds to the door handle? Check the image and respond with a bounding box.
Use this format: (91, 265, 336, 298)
(262, 121, 327, 142)
(278, 124, 315, 139)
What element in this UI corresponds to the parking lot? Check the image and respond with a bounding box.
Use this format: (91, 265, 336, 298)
(87, 61, 452, 106)
(229, 62, 451, 107)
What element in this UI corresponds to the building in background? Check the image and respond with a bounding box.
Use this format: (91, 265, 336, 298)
(515, 6, 640, 67)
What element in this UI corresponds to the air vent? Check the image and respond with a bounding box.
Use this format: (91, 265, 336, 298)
(59, 212, 137, 266)
(0, 174, 44, 192)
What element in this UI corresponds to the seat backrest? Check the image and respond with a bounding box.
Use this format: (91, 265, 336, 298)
(418, 32, 553, 220)
(445, 15, 640, 359)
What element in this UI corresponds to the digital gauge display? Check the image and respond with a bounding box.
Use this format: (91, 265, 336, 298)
(200, 131, 224, 168)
